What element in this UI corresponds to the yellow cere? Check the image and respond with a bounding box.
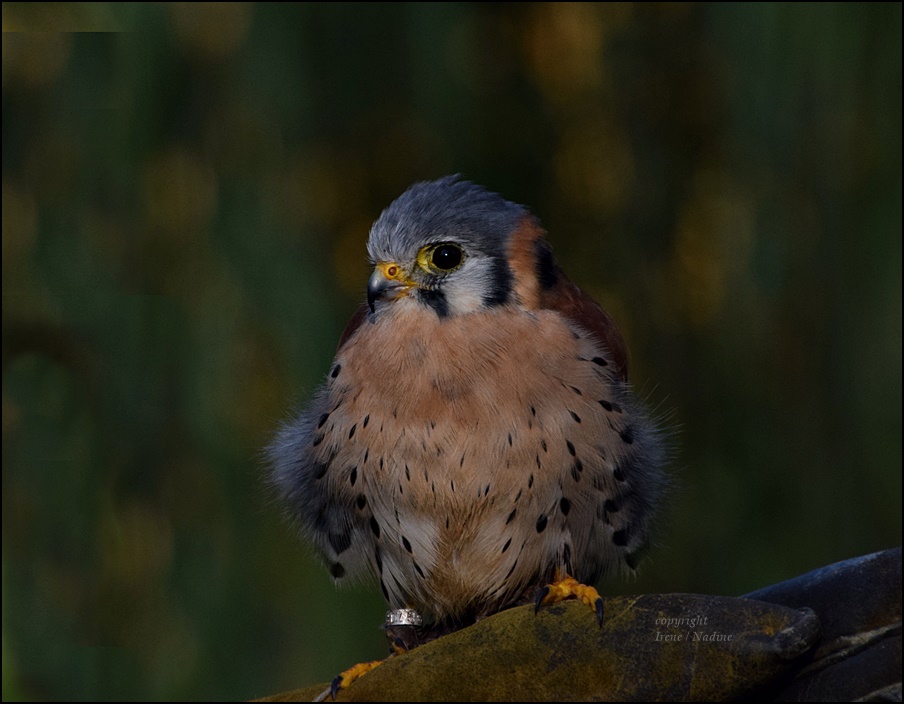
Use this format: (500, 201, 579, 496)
(376, 261, 415, 285)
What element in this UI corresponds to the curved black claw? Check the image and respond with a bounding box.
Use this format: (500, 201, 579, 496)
(392, 636, 409, 654)
(330, 675, 343, 700)
(534, 585, 551, 614)
(595, 597, 604, 627)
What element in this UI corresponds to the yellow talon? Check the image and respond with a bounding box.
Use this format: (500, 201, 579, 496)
(535, 575, 605, 626)
(329, 659, 384, 699)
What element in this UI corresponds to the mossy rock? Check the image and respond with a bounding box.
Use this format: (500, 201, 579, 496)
(260, 548, 901, 701)
(262, 593, 819, 701)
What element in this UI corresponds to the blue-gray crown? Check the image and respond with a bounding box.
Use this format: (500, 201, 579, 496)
(367, 176, 527, 263)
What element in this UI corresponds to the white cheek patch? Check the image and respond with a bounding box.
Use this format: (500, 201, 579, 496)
(441, 258, 498, 316)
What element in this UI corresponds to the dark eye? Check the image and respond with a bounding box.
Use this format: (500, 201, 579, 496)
(431, 244, 463, 271)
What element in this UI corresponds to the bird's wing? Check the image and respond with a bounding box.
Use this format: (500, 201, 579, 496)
(539, 266, 629, 382)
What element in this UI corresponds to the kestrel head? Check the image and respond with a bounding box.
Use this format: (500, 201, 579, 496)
(342, 175, 627, 379)
(366, 176, 532, 318)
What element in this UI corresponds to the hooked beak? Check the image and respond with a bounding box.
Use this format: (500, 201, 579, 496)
(367, 262, 415, 312)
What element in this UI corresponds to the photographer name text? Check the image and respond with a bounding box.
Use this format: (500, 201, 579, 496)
(654, 615, 734, 642)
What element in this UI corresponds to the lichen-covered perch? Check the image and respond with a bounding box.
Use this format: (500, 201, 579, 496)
(259, 547, 901, 702)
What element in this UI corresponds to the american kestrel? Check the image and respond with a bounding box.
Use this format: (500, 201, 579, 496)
(269, 176, 667, 643)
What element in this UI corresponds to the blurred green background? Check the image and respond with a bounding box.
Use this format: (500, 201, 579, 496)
(2, 2, 900, 700)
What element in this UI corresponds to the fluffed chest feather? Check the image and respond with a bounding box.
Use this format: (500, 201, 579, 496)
(294, 306, 658, 620)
